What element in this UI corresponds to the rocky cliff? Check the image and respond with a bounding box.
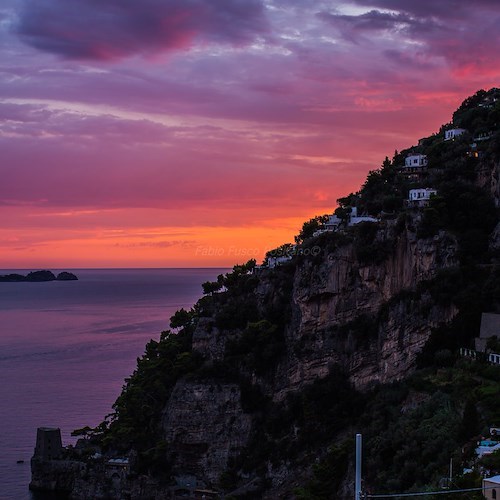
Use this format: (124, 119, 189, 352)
(275, 221, 459, 394)
(170, 217, 463, 492)
(162, 381, 252, 485)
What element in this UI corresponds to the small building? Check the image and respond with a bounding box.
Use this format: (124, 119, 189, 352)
(444, 128, 466, 141)
(475, 313, 500, 352)
(349, 207, 378, 225)
(312, 214, 343, 236)
(105, 457, 130, 489)
(407, 188, 437, 208)
(474, 132, 494, 142)
(483, 474, 500, 499)
(488, 352, 500, 365)
(325, 214, 342, 231)
(405, 154, 428, 167)
(267, 255, 292, 268)
(476, 441, 500, 458)
(400, 154, 428, 180)
(459, 347, 477, 360)
(479, 92, 499, 109)
(106, 458, 130, 474)
(314, 207, 378, 235)
(34, 427, 63, 460)
(467, 142, 484, 159)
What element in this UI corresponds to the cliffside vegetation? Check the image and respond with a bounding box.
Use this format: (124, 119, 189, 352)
(81, 88, 500, 499)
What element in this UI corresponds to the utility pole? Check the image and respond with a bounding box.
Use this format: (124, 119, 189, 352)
(355, 433, 362, 500)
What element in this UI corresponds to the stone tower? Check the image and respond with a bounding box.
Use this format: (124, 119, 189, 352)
(34, 427, 63, 460)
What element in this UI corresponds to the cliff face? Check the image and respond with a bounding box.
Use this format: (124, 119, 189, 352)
(30, 457, 84, 493)
(277, 223, 459, 394)
(161, 381, 252, 485)
(161, 218, 461, 485)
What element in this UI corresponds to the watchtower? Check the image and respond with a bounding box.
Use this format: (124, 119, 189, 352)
(34, 427, 63, 460)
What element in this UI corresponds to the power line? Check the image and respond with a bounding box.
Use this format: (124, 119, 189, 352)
(365, 485, 495, 498)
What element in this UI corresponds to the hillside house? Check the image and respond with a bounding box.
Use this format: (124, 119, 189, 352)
(407, 188, 437, 208)
(467, 142, 484, 159)
(444, 128, 466, 141)
(324, 214, 342, 231)
(349, 207, 378, 225)
(314, 207, 378, 236)
(477, 441, 500, 459)
(267, 255, 293, 268)
(400, 154, 428, 180)
(474, 132, 494, 142)
(405, 154, 428, 167)
(459, 312, 500, 367)
(479, 91, 499, 109)
(105, 458, 130, 479)
(483, 475, 500, 499)
(475, 313, 500, 352)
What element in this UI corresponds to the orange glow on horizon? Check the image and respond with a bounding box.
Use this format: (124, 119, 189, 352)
(0, 216, 314, 269)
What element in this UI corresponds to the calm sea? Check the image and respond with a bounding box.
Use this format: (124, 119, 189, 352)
(0, 268, 224, 500)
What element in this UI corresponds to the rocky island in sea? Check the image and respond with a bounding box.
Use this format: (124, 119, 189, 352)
(0, 270, 78, 282)
(30, 89, 500, 499)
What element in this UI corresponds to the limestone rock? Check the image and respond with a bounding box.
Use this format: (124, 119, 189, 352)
(162, 380, 252, 485)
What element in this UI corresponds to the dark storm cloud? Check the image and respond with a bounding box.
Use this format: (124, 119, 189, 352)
(16, 0, 268, 60)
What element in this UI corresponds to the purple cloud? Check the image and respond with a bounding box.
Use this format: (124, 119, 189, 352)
(352, 0, 500, 19)
(17, 0, 268, 60)
(318, 1, 500, 73)
(319, 9, 416, 32)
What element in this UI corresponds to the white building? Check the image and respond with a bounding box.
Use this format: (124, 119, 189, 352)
(475, 312, 500, 352)
(325, 214, 342, 231)
(267, 255, 292, 268)
(349, 207, 378, 225)
(314, 207, 378, 236)
(489, 352, 500, 365)
(476, 441, 500, 459)
(407, 188, 437, 208)
(313, 214, 342, 236)
(444, 128, 466, 141)
(105, 457, 130, 485)
(483, 475, 500, 500)
(474, 132, 494, 142)
(405, 154, 428, 168)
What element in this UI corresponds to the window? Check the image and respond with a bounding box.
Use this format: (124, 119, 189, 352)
(492, 488, 496, 499)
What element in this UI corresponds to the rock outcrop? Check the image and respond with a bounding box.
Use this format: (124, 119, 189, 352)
(30, 457, 84, 493)
(0, 270, 78, 282)
(162, 381, 252, 484)
(276, 222, 459, 394)
(161, 217, 461, 486)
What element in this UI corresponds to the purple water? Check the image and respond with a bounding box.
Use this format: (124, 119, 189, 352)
(0, 268, 224, 499)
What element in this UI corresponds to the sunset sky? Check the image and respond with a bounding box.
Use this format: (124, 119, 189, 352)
(1, 0, 500, 267)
